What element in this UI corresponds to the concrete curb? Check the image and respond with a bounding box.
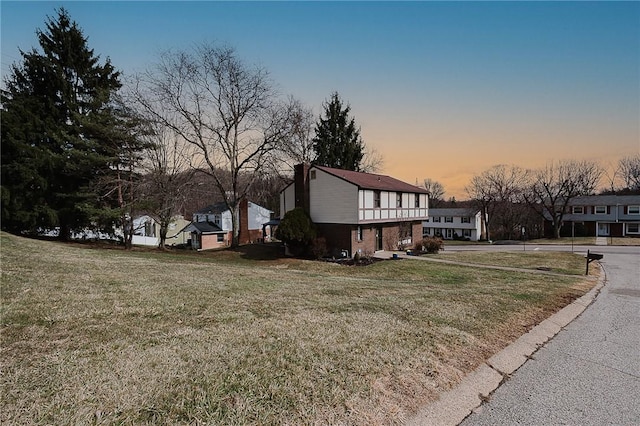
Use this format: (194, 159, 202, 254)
(406, 264, 606, 426)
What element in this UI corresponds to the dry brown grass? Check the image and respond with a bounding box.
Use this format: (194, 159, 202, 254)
(1, 233, 598, 425)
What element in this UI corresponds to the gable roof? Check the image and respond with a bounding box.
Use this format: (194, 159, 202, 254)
(314, 165, 428, 194)
(195, 202, 228, 215)
(181, 221, 225, 234)
(569, 195, 640, 206)
(428, 208, 480, 217)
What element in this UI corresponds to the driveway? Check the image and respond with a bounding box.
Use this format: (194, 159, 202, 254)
(459, 251, 640, 425)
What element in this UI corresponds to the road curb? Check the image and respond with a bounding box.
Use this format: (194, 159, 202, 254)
(406, 264, 606, 426)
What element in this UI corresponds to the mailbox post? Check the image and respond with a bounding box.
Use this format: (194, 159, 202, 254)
(585, 250, 603, 275)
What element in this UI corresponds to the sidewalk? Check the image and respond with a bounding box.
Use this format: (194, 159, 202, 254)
(595, 236, 609, 245)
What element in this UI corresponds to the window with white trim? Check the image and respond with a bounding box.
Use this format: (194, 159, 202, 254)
(595, 206, 607, 214)
(461, 217, 470, 223)
(396, 193, 402, 208)
(415, 194, 420, 208)
(572, 206, 584, 214)
(433, 217, 441, 223)
(445, 217, 453, 223)
(463, 229, 472, 238)
(356, 226, 362, 241)
(627, 223, 639, 234)
(628, 206, 640, 215)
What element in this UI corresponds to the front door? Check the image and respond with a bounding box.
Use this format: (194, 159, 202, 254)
(375, 226, 383, 251)
(597, 223, 610, 237)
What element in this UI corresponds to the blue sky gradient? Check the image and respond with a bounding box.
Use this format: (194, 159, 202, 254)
(2, 1, 638, 197)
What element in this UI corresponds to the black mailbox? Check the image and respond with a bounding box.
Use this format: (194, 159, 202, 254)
(585, 250, 604, 275)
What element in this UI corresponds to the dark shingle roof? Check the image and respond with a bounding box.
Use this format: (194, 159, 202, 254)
(194, 202, 228, 215)
(314, 165, 428, 194)
(429, 208, 479, 217)
(569, 195, 640, 206)
(180, 221, 225, 234)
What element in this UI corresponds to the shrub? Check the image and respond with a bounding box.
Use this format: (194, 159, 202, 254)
(310, 237, 328, 259)
(275, 208, 316, 256)
(415, 237, 444, 254)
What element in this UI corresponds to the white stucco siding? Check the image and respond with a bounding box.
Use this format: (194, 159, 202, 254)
(309, 168, 358, 224)
(362, 190, 374, 209)
(280, 184, 295, 218)
(381, 192, 390, 208)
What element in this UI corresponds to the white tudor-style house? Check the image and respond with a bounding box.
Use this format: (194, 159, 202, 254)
(280, 164, 429, 256)
(544, 195, 640, 238)
(182, 199, 273, 250)
(423, 208, 482, 241)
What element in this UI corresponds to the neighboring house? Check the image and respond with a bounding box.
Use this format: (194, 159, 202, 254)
(183, 199, 273, 250)
(280, 164, 429, 256)
(131, 215, 191, 247)
(544, 195, 640, 238)
(423, 208, 482, 241)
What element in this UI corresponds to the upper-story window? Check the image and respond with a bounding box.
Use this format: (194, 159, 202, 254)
(461, 217, 471, 223)
(595, 206, 607, 214)
(433, 217, 441, 223)
(628, 206, 640, 215)
(396, 193, 402, 208)
(572, 206, 584, 214)
(415, 194, 420, 208)
(374, 190, 381, 208)
(445, 217, 453, 223)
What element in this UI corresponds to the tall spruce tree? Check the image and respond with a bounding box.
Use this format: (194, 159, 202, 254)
(1, 8, 138, 239)
(312, 92, 365, 171)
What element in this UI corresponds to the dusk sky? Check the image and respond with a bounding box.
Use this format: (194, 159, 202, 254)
(2, 1, 639, 198)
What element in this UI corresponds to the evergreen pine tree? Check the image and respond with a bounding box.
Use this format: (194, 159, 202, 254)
(312, 92, 365, 171)
(1, 8, 140, 239)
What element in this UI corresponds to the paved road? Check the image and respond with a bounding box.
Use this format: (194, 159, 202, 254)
(460, 251, 640, 425)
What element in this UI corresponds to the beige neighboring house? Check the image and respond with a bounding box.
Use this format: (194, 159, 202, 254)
(132, 215, 191, 247)
(280, 164, 429, 256)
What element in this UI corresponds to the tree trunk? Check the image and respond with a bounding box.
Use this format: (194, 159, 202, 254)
(158, 222, 168, 250)
(230, 203, 240, 248)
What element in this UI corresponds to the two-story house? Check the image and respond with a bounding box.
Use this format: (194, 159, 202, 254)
(280, 164, 429, 256)
(544, 195, 640, 238)
(183, 199, 273, 250)
(423, 208, 482, 241)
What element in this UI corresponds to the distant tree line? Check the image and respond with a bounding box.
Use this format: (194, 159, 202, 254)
(424, 155, 638, 241)
(1, 8, 381, 248)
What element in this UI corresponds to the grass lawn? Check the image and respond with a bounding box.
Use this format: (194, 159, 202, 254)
(434, 251, 598, 276)
(1, 233, 598, 425)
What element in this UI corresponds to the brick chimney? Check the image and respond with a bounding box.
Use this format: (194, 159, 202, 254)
(294, 163, 311, 214)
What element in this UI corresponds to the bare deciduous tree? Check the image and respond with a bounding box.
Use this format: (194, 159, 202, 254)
(617, 154, 640, 192)
(466, 165, 529, 241)
(422, 178, 445, 207)
(139, 122, 196, 249)
(523, 160, 602, 239)
(131, 43, 295, 247)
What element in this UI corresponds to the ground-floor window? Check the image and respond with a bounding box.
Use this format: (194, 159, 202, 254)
(217, 234, 224, 242)
(356, 226, 363, 241)
(423, 227, 431, 236)
(463, 229, 471, 238)
(445, 229, 453, 239)
(627, 223, 640, 234)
